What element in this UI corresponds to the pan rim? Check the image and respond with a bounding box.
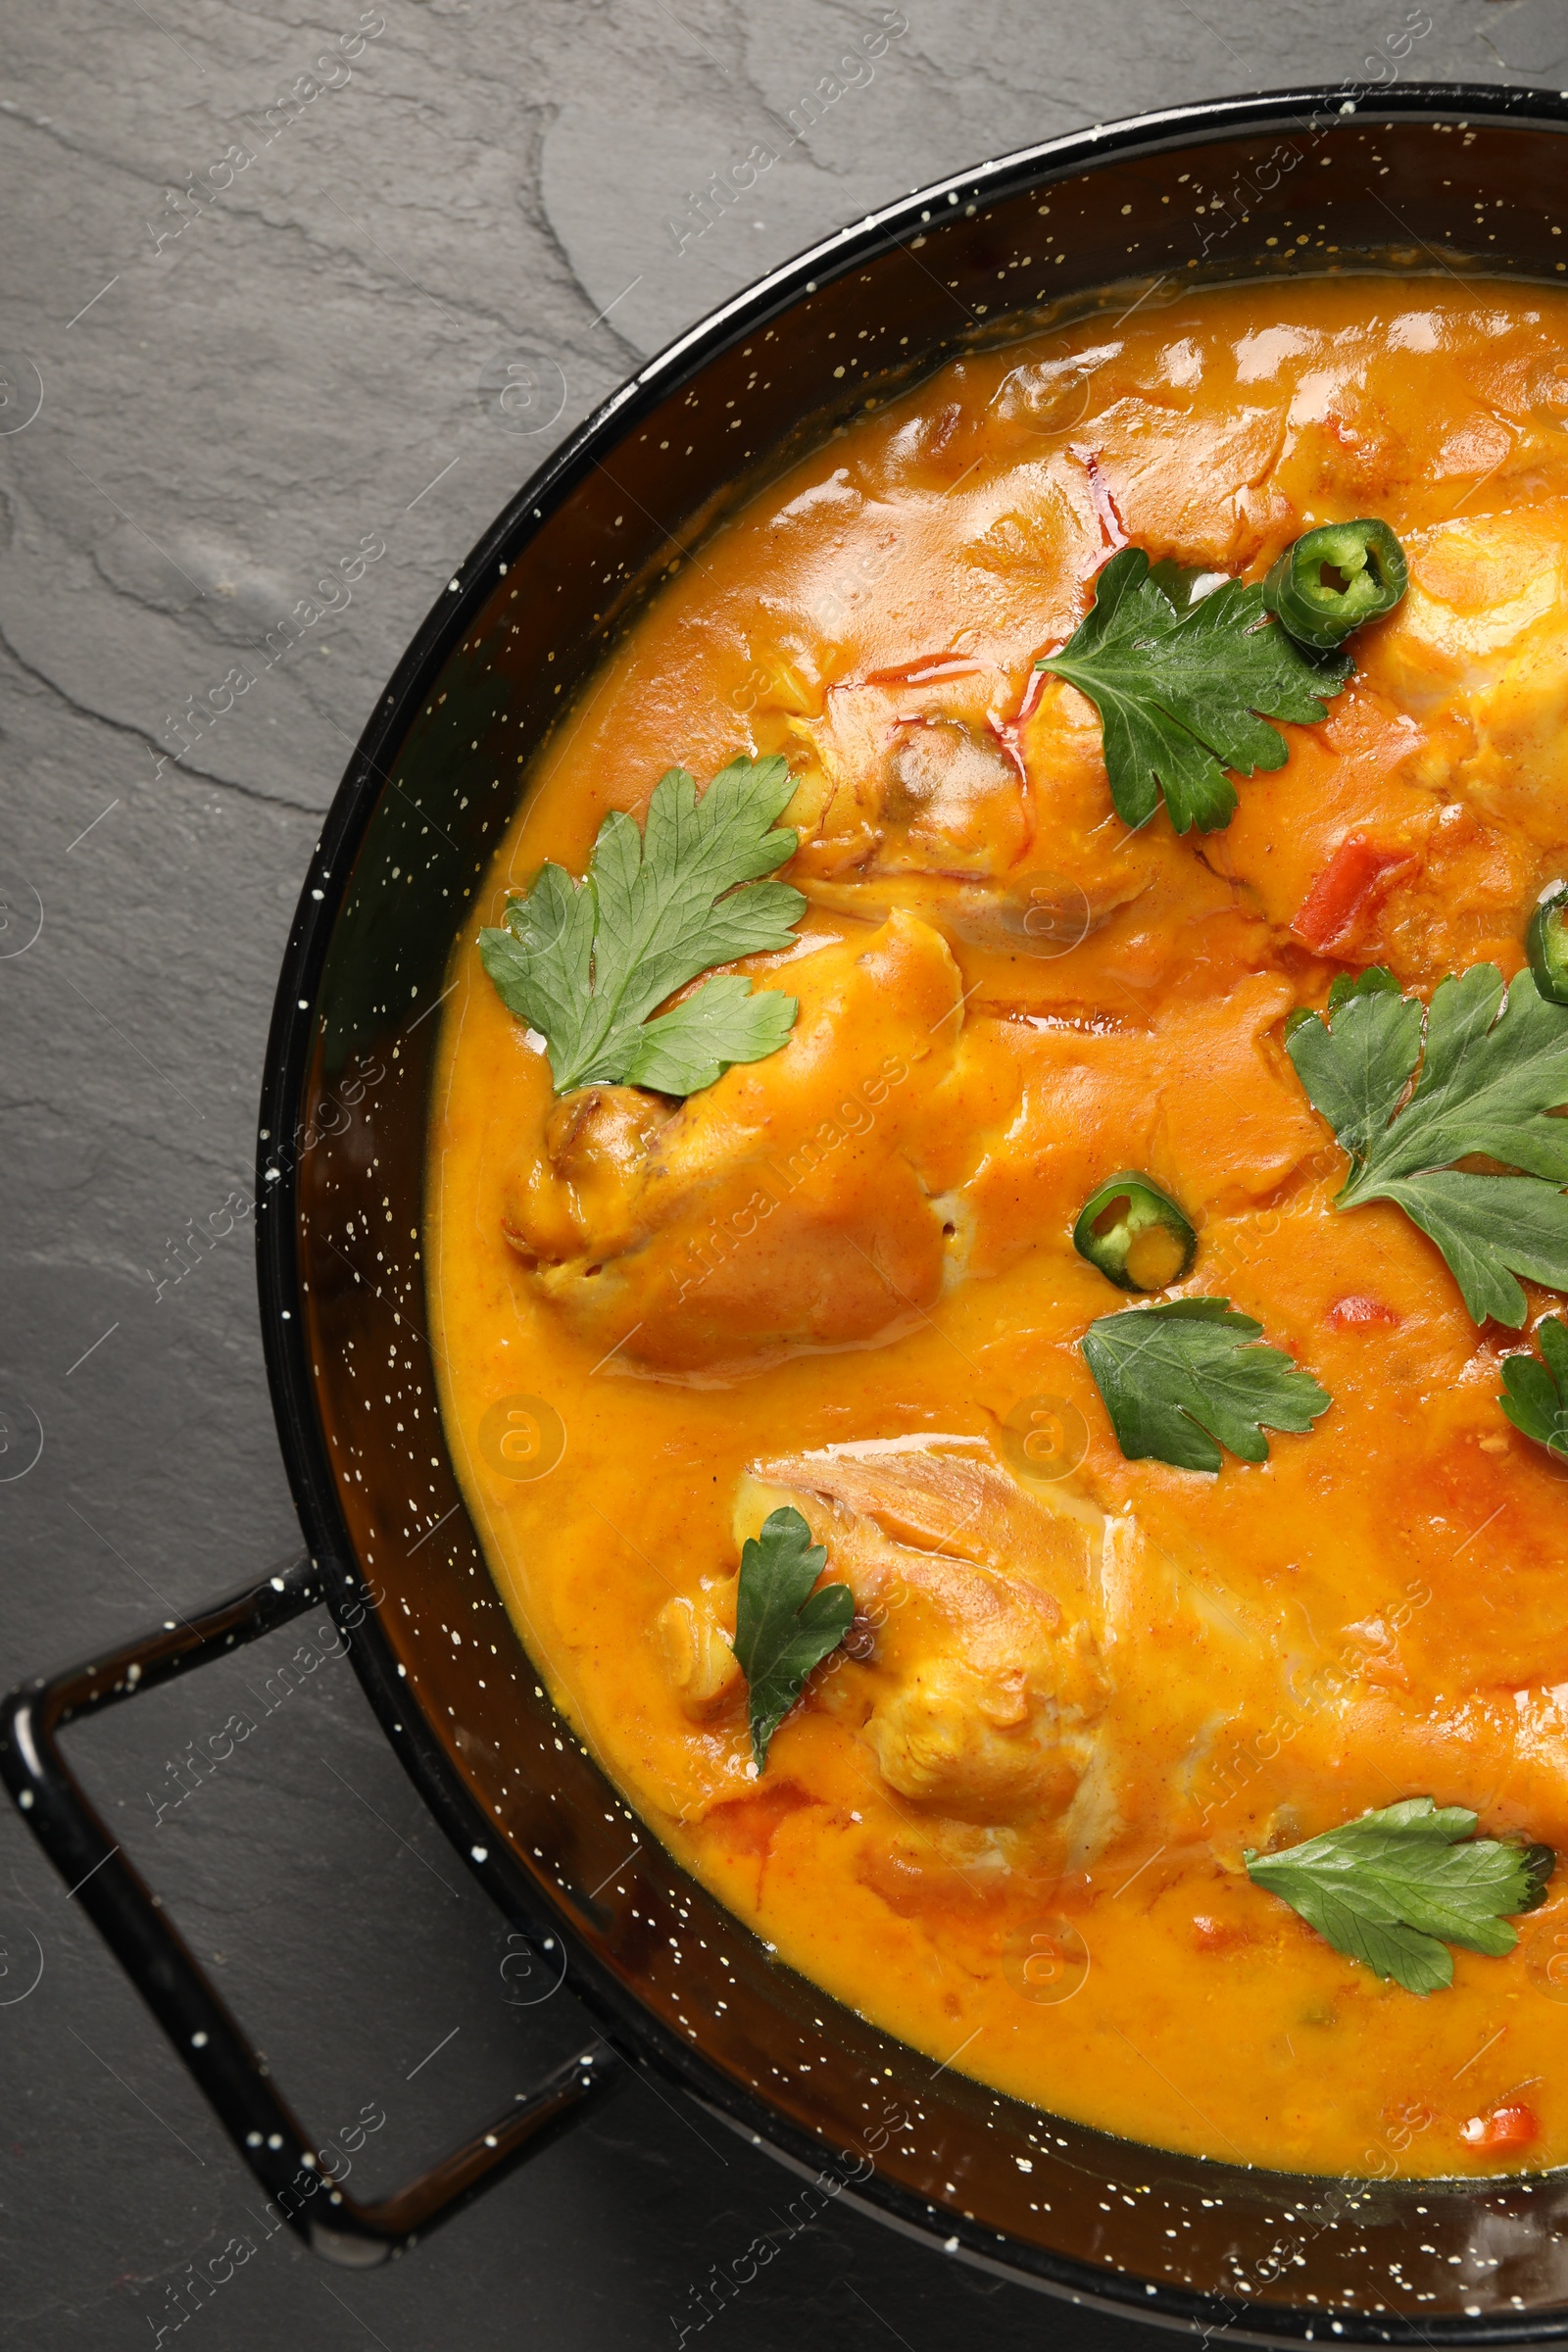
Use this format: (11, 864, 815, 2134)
(255, 78, 1568, 2342)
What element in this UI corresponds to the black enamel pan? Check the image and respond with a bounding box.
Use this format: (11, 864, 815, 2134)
(9, 79, 1568, 2342)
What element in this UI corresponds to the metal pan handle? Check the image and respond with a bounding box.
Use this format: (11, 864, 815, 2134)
(0, 1553, 616, 2266)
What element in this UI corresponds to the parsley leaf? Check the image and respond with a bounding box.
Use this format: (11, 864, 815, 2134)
(1499, 1312, 1568, 1461)
(1246, 1798, 1555, 1995)
(478, 754, 806, 1097)
(732, 1505, 854, 1771)
(1037, 547, 1353, 836)
(1080, 1296, 1332, 1473)
(1287, 964, 1568, 1327)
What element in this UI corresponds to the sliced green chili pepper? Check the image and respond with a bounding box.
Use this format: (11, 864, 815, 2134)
(1528, 882, 1568, 1005)
(1073, 1172, 1197, 1293)
(1263, 518, 1409, 651)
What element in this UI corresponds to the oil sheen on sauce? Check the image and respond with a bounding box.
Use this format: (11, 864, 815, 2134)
(427, 278, 1568, 2179)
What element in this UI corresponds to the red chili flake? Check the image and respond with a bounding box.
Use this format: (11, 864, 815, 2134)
(1070, 444, 1129, 549)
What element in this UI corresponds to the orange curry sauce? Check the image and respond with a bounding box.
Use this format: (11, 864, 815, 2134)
(428, 278, 1568, 2178)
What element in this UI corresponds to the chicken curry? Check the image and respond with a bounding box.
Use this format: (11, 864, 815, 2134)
(427, 275, 1568, 2179)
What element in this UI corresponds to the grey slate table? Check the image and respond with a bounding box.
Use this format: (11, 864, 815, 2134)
(1, 4, 1558, 2345)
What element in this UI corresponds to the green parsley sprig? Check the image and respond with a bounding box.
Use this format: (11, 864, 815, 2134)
(1037, 547, 1352, 836)
(1080, 1296, 1332, 1473)
(479, 754, 805, 1098)
(1287, 963, 1568, 1327)
(1246, 1798, 1554, 1995)
(732, 1505, 854, 1771)
(1499, 1312, 1568, 1462)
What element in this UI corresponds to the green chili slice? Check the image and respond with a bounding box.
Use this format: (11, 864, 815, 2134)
(1528, 883, 1568, 1006)
(1263, 518, 1409, 651)
(1073, 1172, 1197, 1293)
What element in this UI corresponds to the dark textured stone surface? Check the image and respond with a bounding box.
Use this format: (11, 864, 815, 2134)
(0, 6, 1547, 2345)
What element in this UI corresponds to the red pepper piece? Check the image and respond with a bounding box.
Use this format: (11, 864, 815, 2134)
(1460, 2102, 1540, 2154)
(1293, 834, 1414, 954)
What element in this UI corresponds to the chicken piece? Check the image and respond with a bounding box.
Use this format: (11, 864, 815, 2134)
(716, 1442, 1568, 1883)
(507, 1086, 667, 1266)
(503, 912, 964, 1375)
(726, 1441, 1273, 1857)
(734, 1443, 1109, 1829)
(1102, 1480, 1568, 1866)
(1083, 393, 1291, 571)
(656, 1590, 744, 1719)
(781, 669, 1154, 955)
(787, 679, 1031, 882)
(930, 967, 1324, 1268)
(1365, 498, 1568, 853)
(506, 920, 1318, 1374)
